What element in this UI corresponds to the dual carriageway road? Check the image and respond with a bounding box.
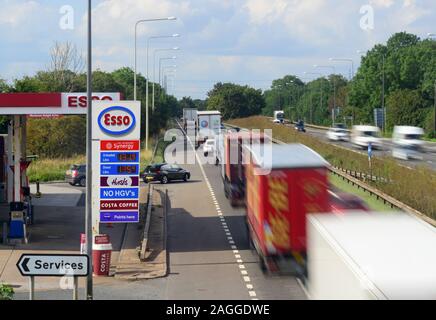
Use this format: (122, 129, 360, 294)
(147, 134, 307, 299)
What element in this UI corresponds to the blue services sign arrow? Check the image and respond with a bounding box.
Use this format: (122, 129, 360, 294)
(17, 254, 89, 277)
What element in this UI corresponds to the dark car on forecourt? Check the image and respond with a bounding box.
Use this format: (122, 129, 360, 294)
(142, 163, 167, 183)
(157, 164, 191, 184)
(65, 164, 86, 186)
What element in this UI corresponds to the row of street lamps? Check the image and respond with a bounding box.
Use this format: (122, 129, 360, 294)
(133, 17, 180, 150)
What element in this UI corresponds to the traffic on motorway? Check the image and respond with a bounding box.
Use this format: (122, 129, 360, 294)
(181, 108, 436, 299)
(271, 112, 434, 163)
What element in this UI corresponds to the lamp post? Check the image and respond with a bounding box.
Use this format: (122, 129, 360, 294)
(85, 0, 93, 300)
(159, 57, 177, 85)
(144, 43, 179, 151)
(329, 58, 354, 125)
(358, 49, 386, 131)
(304, 72, 325, 125)
(161, 66, 177, 92)
(151, 46, 180, 111)
(314, 65, 336, 125)
(425, 36, 435, 135)
(133, 17, 176, 101)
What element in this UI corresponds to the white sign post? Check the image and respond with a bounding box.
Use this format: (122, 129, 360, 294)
(16, 254, 89, 300)
(91, 101, 141, 234)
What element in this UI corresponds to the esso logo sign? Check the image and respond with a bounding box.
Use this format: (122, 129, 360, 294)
(98, 106, 136, 136)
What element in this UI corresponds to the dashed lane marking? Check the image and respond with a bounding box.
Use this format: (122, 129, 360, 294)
(185, 131, 258, 300)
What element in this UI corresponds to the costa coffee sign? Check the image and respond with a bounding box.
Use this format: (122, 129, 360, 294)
(0, 92, 121, 115)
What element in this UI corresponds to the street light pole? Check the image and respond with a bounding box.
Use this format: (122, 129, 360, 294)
(314, 65, 336, 125)
(144, 38, 179, 152)
(304, 72, 324, 125)
(133, 17, 176, 101)
(329, 58, 354, 124)
(85, 0, 93, 300)
(153, 47, 179, 111)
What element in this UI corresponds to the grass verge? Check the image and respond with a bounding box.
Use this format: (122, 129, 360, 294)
(228, 116, 436, 219)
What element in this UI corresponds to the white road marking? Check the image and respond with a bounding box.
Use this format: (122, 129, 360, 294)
(184, 130, 258, 300)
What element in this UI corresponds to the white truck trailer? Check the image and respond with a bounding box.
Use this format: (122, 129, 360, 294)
(307, 212, 436, 300)
(182, 108, 198, 131)
(197, 110, 222, 144)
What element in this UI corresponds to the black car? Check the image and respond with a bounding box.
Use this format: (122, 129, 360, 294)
(156, 164, 191, 184)
(142, 163, 167, 183)
(295, 120, 306, 132)
(65, 164, 86, 186)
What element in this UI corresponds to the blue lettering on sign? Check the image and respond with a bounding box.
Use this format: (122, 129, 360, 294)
(100, 164, 139, 175)
(100, 188, 139, 199)
(100, 152, 139, 163)
(100, 212, 139, 223)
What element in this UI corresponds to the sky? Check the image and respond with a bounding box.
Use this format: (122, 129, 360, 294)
(0, 0, 435, 99)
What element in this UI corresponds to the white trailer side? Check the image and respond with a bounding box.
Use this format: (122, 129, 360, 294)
(307, 212, 436, 300)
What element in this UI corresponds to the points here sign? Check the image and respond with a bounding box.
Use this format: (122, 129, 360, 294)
(92, 101, 141, 230)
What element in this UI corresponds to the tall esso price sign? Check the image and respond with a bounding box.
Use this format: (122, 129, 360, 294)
(92, 101, 141, 233)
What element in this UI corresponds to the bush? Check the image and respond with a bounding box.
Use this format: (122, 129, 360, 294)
(228, 116, 436, 219)
(0, 283, 14, 300)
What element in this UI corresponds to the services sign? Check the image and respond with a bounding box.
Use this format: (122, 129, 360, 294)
(92, 101, 141, 230)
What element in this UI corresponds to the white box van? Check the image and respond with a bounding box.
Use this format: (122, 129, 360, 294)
(351, 125, 382, 149)
(392, 126, 424, 160)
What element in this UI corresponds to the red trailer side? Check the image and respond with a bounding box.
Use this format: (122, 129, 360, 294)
(245, 143, 330, 273)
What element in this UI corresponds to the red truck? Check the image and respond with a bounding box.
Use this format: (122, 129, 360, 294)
(244, 143, 330, 275)
(221, 131, 269, 207)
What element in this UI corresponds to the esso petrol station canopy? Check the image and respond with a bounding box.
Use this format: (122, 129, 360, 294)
(0, 92, 122, 115)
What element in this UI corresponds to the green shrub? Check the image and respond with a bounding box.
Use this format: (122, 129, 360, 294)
(0, 283, 14, 300)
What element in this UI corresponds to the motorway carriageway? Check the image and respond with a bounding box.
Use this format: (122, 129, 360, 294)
(149, 135, 307, 300)
(280, 120, 436, 171)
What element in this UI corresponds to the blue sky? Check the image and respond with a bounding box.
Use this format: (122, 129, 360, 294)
(0, 0, 435, 99)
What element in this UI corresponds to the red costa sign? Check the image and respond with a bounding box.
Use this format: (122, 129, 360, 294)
(100, 200, 139, 211)
(100, 140, 140, 151)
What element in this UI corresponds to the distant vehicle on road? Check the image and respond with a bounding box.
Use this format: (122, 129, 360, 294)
(157, 164, 191, 184)
(327, 127, 349, 141)
(392, 126, 425, 160)
(197, 110, 222, 145)
(65, 164, 86, 187)
(273, 110, 285, 124)
(351, 125, 381, 149)
(203, 138, 215, 156)
(142, 163, 167, 183)
(294, 120, 306, 132)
